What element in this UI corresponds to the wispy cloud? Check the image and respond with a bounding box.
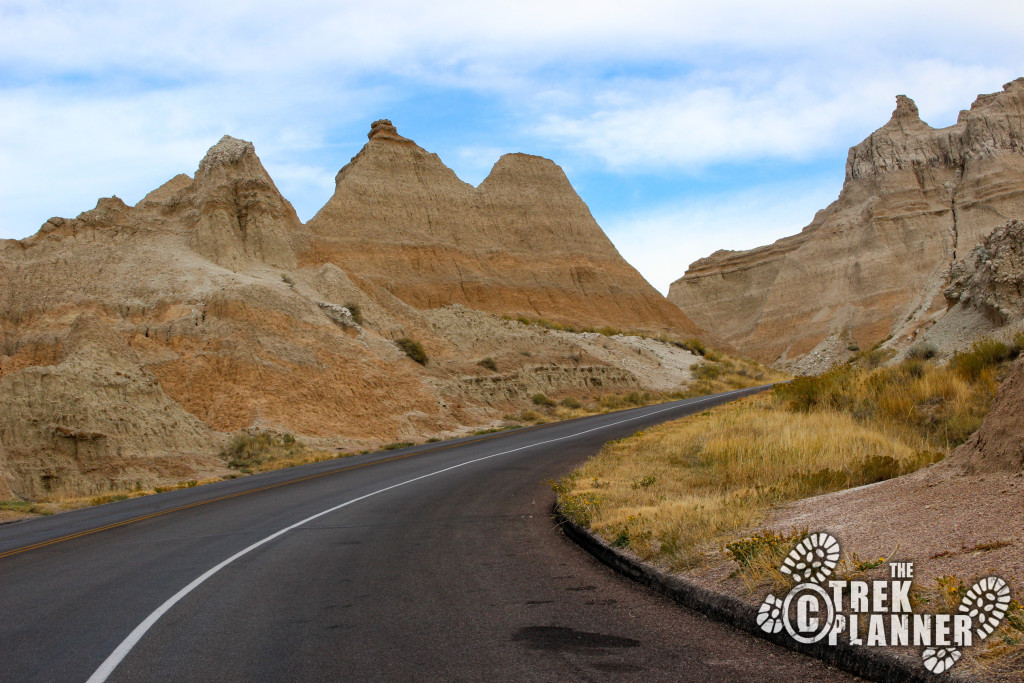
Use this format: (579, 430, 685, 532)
(2, 0, 1022, 301)
(602, 178, 845, 294)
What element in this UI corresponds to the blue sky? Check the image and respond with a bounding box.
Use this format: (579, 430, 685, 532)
(2, 1, 1022, 292)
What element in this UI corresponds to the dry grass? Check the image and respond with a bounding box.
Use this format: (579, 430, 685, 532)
(0, 476, 228, 517)
(221, 430, 353, 473)
(914, 575, 1024, 680)
(683, 355, 789, 397)
(775, 354, 1003, 450)
(556, 395, 938, 570)
(556, 347, 1015, 572)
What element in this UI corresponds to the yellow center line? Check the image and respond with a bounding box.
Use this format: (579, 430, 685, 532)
(0, 424, 553, 560)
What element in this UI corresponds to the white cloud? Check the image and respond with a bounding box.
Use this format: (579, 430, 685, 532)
(534, 62, 1017, 170)
(602, 179, 845, 294)
(2, 0, 1022, 249)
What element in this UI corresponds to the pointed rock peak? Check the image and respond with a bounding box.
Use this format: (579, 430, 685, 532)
(892, 94, 921, 121)
(367, 119, 410, 143)
(139, 173, 193, 205)
(197, 135, 257, 175)
(481, 153, 567, 189)
(94, 196, 129, 212)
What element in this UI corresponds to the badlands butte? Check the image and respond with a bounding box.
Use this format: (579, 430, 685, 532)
(0, 119, 717, 500)
(670, 78, 1024, 373)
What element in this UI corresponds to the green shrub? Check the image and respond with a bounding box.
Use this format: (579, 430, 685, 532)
(726, 529, 805, 568)
(560, 397, 582, 409)
(678, 338, 706, 356)
(221, 431, 304, 469)
(477, 357, 498, 371)
(531, 392, 555, 407)
(774, 367, 854, 412)
(345, 302, 364, 325)
(1013, 331, 1024, 356)
(950, 338, 1013, 381)
(396, 338, 428, 365)
(632, 475, 657, 489)
(907, 342, 938, 360)
(692, 363, 723, 380)
(383, 441, 415, 450)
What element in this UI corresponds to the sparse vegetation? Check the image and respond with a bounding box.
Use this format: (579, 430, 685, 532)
(950, 338, 1017, 381)
(913, 575, 1024, 677)
(678, 338, 706, 356)
(221, 430, 347, 473)
(555, 345, 1014, 571)
(281, 273, 294, 286)
(477, 357, 498, 371)
(531, 392, 556, 407)
(907, 341, 938, 360)
(383, 441, 416, 450)
(0, 499, 53, 516)
(345, 302, 364, 325)
(395, 337, 428, 365)
(503, 315, 725, 360)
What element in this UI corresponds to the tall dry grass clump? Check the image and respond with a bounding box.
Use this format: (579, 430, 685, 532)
(558, 397, 938, 570)
(556, 341, 1018, 571)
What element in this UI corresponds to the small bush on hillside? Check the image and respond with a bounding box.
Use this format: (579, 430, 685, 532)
(907, 342, 938, 360)
(950, 338, 1013, 381)
(222, 431, 304, 470)
(726, 529, 806, 569)
(396, 338, 428, 365)
(774, 368, 854, 412)
(345, 302, 364, 325)
(678, 338, 706, 356)
(531, 392, 555, 407)
(560, 397, 582, 409)
(477, 357, 498, 371)
(1013, 331, 1024, 356)
(692, 362, 723, 381)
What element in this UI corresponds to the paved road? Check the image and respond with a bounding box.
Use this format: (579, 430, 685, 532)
(0, 387, 855, 682)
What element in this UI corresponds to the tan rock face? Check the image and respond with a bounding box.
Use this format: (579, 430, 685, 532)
(306, 121, 701, 336)
(0, 314, 223, 498)
(0, 126, 704, 499)
(669, 79, 1024, 368)
(945, 356, 1024, 474)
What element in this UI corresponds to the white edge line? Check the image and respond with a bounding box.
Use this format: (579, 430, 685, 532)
(86, 388, 758, 682)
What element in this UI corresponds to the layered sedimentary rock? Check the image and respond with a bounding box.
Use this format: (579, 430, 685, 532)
(306, 120, 700, 335)
(901, 219, 1024, 356)
(0, 126, 705, 499)
(669, 79, 1024, 368)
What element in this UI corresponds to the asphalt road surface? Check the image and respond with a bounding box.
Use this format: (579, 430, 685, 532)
(0, 387, 856, 682)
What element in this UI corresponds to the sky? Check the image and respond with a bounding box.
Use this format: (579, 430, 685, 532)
(2, 1, 1022, 293)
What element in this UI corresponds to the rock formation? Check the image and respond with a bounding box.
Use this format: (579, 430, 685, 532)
(306, 120, 699, 335)
(0, 125, 707, 499)
(905, 219, 1024, 355)
(669, 79, 1024, 369)
(944, 355, 1024, 474)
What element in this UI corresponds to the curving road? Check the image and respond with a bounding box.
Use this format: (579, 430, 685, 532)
(0, 387, 854, 682)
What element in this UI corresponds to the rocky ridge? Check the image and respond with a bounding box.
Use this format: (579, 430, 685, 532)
(306, 120, 699, 335)
(0, 125, 708, 500)
(669, 79, 1024, 370)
